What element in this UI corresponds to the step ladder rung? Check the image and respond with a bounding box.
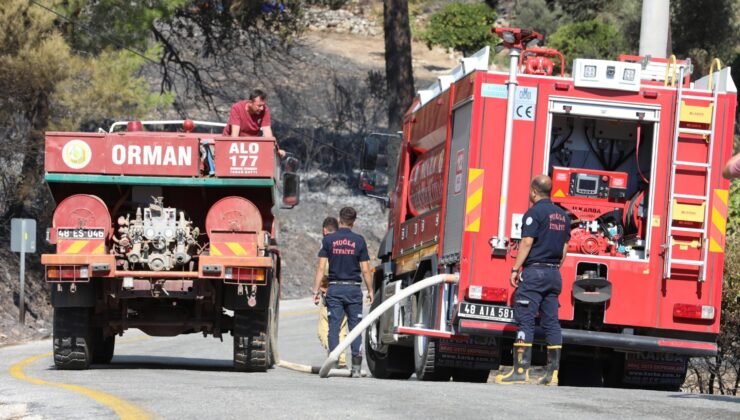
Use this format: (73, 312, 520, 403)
(670, 259, 704, 267)
(678, 127, 712, 136)
(670, 226, 705, 234)
(674, 160, 710, 168)
(673, 193, 709, 201)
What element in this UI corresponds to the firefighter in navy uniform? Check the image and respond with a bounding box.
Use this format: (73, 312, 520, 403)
(496, 175, 571, 385)
(312, 207, 374, 378)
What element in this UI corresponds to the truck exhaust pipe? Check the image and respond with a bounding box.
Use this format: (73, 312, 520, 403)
(319, 273, 459, 378)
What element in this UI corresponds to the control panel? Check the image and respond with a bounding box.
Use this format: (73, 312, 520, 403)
(573, 59, 642, 92)
(552, 167, 628, 202)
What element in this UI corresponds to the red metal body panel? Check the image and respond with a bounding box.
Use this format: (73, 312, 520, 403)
(214, 137, 277, 177)
(45, 133, 200, 176)
(50, 194, 111, 244)
(410, 90, 450, 153)
(408, 145, 445, 216)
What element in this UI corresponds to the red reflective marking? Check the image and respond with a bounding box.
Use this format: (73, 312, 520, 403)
(657, 339, 716, 351)
(459, 320, 517, 332)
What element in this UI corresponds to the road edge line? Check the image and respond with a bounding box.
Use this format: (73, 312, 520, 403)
(9, 352, 153, 420)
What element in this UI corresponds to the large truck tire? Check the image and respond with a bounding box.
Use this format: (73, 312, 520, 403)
(365, 294, 414, 379)
(53, 307, 93, 370)
(92, 329, 115, 364)
(233, 309, 270, 372)
(414, 281, 451, 381)
(267, 279, 280, 368)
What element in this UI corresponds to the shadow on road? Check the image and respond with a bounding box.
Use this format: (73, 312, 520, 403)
(669, 393, 740, 404)
(91, 355, 244, 373)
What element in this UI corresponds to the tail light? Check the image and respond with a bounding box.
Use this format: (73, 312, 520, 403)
(467, 285, 508, 303)
(673, 304, 715, 320)
(224, 267, 266, 283)
(46, 265, 89, 281)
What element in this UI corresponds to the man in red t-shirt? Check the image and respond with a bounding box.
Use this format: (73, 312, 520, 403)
(224, 89, 273, 138)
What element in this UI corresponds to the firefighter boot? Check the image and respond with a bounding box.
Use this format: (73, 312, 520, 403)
(350, 356, 362, 378)
(538, 345, 561, 386)
(495, 342, 532, 384)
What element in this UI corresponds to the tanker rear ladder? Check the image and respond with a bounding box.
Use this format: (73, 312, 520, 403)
(664, 62, 721, 282)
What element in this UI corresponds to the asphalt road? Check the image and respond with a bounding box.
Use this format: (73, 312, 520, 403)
(1, 298, 739, 420)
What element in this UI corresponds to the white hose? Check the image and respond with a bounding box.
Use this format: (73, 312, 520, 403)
(319, 273, 459, 378)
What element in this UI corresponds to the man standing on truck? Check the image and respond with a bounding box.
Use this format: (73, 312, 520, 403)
(224, 89, 274, 138)
(495, 175, 570, 386)
(316, 216, 348, 368)
(211, 89, 283, 174)
(312, 207, 374, 378)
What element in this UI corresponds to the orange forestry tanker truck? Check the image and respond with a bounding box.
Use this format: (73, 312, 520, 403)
(359, 28, 737, 389)
(42, 120, 299, 371)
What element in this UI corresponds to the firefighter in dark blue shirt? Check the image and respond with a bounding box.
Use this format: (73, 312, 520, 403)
(312, 207, 374, 377)
(496, 175, 571, 386)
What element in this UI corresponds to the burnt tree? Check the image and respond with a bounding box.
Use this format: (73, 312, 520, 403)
(384, 0, 415, 132)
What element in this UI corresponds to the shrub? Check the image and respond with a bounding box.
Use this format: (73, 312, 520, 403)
(547, 19, 627, 73)
(420, 2, 498, 56)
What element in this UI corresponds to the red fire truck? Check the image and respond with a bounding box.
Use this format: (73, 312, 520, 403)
(42, 120, 299, 371)
(359, 28, 737, 389)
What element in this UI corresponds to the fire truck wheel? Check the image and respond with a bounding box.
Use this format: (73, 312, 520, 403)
(414, 283, 452, 381)
(53, 307, 93, 370)
(365, 292, 414, 379)
(267, 280, 279, 368)
(233, 309, 271, 372)
(91, 329, 115, 364)
(451, 368, 490, 383)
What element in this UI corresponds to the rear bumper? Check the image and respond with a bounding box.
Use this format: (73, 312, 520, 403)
(457, 319, 717, 357)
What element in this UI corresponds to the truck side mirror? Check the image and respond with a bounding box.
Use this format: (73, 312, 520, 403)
(361, 137, 380, 170)
(281, 172, 300, 208)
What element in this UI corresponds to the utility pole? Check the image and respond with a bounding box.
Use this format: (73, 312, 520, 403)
(639, 0, 670, 58)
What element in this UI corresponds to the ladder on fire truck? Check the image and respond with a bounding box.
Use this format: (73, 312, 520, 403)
(663, 58, 722, 282)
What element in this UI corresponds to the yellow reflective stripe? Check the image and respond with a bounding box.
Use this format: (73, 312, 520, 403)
(92, 243, 105, 255)
(712, 207, 726, 233)
(225, 242, 248, 256)
(65, 241, 88, 254)
(466, 188, 482, 212)
(210, 244, 223, 256)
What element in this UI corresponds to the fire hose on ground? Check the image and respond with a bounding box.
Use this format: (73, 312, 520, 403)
(312, 273, 459, 378)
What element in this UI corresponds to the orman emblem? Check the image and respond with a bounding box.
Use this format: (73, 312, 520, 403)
(62, 139, 92, 169)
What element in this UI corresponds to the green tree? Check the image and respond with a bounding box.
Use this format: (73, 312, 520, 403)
(511, 0, 570, 38)
(420, 2, 498, 56)
(0, 0, 172, 222)
(599, 0, 641, 53)
(671, 0, 740, 78)
(554, 0, 609, 21)
(547, 19, 628, 72)
(51, 48, 174, 131)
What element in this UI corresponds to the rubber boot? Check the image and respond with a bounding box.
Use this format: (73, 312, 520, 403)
(350, 356, 362, 378)
(538, 345, 561, 386)
(495, 342, 532, 385)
